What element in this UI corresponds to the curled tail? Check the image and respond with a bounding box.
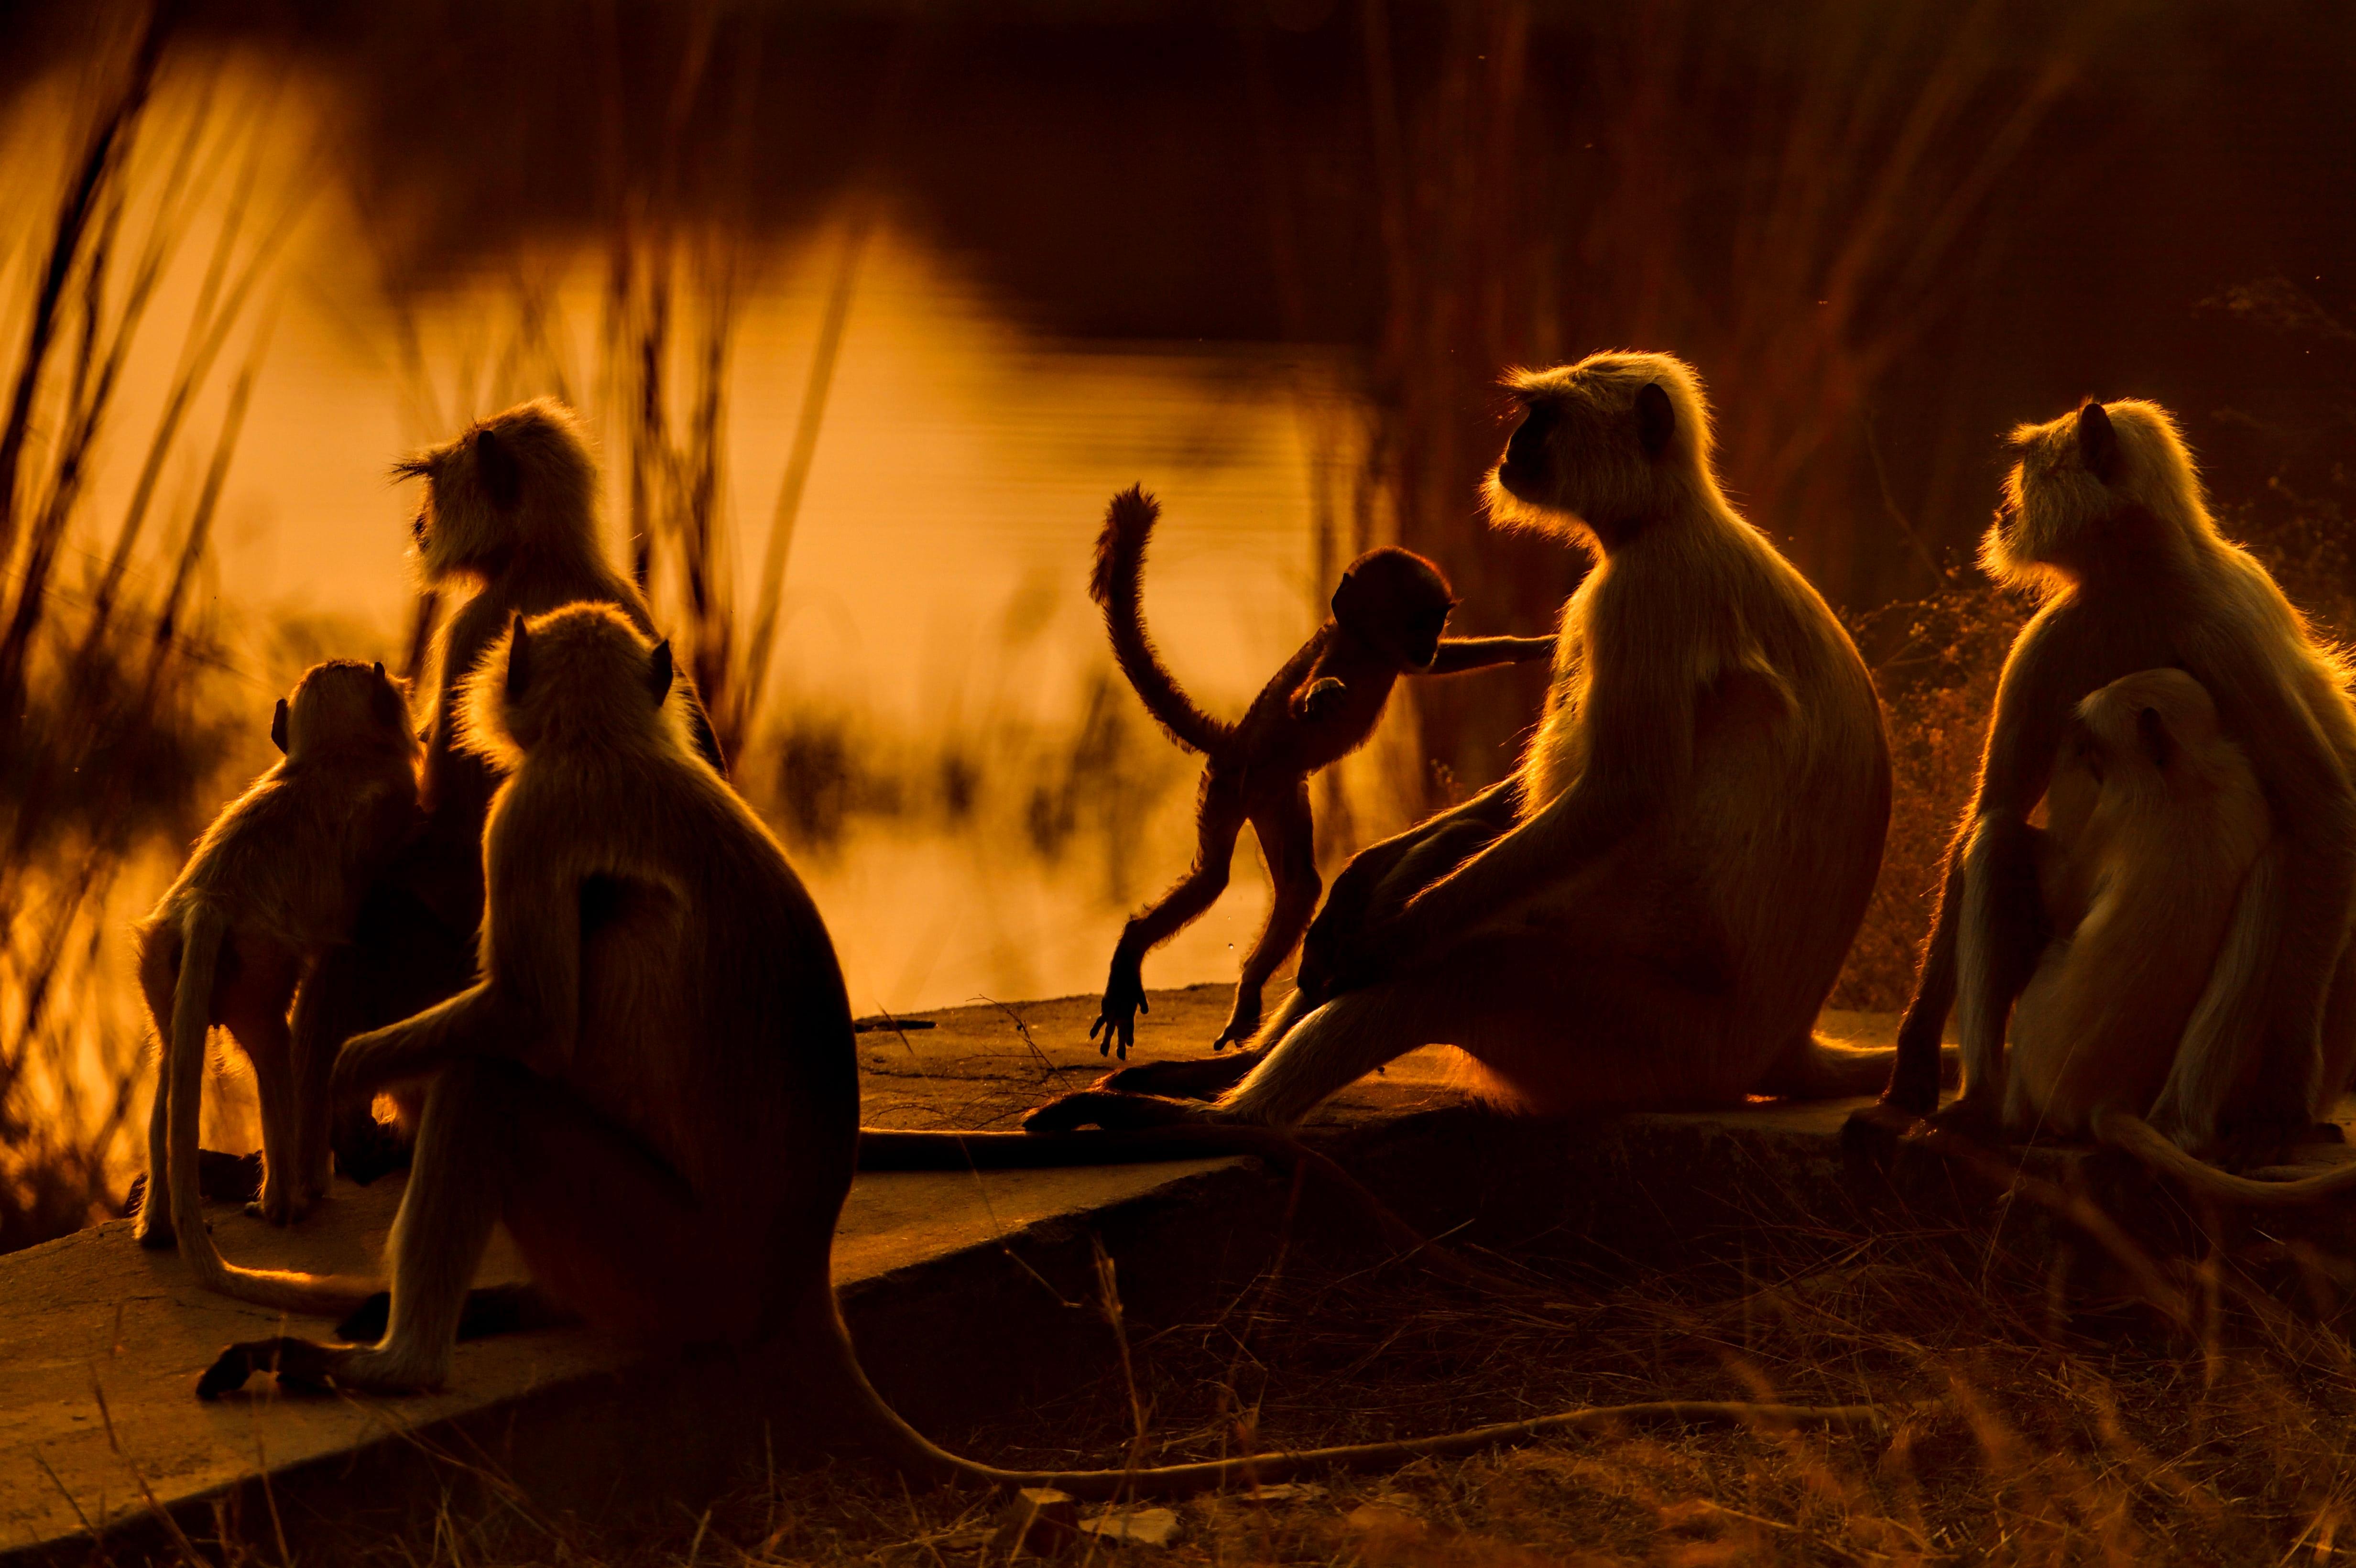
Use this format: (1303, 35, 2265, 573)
(2093, 1107, 2356, 1207)
(1092, 485, 1229, 755)
(167, 905, 380, 1317)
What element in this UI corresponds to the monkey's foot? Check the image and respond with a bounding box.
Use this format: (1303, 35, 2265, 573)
(334, 1117, 415, 1186)
(1843, 1100, 1925, 1141)
(1024, 1089, 1211, 1134)
(1100, 1048, 1263, 1101)
(246, 1184, 310, 1227)
(122, 1149, 265, 1220)
(1924, 1095, 2003, 1145)
(196, 1337, 340, 1400)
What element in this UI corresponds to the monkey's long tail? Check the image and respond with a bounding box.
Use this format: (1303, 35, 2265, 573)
(810, 1299, 1875, 1497)
(168, 906, 381, 1317)
(1091, 485, 1231, 756)
(807, 1297, 1883, 1501)
(2093, 1108, 2356, 1206)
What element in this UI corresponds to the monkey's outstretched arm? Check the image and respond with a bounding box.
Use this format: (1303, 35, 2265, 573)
(1422, 634, 1556, 675)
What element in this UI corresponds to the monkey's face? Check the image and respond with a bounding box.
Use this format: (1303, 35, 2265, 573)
(1483, 352, 1707, 546)
(392, 400, 596, 582)
(280, 660, 418, 763)
(1333, 547, 1453, 670)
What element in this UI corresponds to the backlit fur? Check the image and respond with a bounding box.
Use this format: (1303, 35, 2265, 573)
(2006, 670, 2271, 1137)
(1123, 350, 1897, 1128)
(1892, 396, 2356, 1163)
(134, 661, 421, 1308)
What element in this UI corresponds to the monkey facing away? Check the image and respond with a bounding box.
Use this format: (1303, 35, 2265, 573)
(1032, 351, 1899, 1135)
(133, 661, 421, 1296)
(197, 603, 1873, 1492)
(302, 398, 727, 1180)
(1881, 399, 2356, 1170)
(1088, 483, 1551, 1062)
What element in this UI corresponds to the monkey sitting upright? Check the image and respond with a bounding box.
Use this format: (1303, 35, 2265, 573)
(303, 399, 728, 1182)
(2005, 669, 2273, 1141)
(1882, 397, 2356, 1168)
(133, 661, 421, 1294)
(2002, 670, 2356, 1204)
(1086, 483, 1553, 1062)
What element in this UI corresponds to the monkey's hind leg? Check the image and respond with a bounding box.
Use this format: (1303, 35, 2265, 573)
(1217, 786, 1321, 1050)
(1091, 776, 1246, 1059)
(135, 944, 179, 1250)
(202, 1056, 513, 1398)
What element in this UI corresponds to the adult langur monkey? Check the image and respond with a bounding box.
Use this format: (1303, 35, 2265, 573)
(195, 604, 1876, 1490)
(1028, 350, 1899, 1136)
(299, 399, 726, 1181)
(1878, 399, 2356, 1168)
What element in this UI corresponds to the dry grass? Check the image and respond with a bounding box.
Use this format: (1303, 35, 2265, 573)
(165, 1183, 2356, 1567)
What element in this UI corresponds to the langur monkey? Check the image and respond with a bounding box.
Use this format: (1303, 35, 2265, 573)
(133, 661, 421, 1291)
(1992, 670, 2356, 1203)
(1088, 483, 1551, 1066)
(1882, 398, 2356, 1169)
(302, 398, 725, 1179)
(1031, 350, 1898, 1135)
(196, 604, 1872, 1492)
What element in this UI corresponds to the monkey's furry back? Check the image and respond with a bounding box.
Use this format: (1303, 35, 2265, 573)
(456, 604, 858, 1207)
(1091, 485, 1232, 756)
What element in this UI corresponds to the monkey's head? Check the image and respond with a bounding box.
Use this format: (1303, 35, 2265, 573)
(1984, 398, 2214, 592)
(2064, 668, 2232, 804)
(392, 399, 600, 584)
(1332, 547, 1454, 671)
(460, 602, 689, 770)
(1483, 351, 1716, 549)
(274, 659, 418, 768)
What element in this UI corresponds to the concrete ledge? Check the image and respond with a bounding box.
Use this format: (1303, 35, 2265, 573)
(13, 989, 2347, 1562)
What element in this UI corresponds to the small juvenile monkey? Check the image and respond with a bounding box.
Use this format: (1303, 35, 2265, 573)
(302, 399, 726, 1179)
(2005, 670, 2272, 1138)
(1882, 398, 2356, 1167)
(133, 661, 421, 1297)
(2003, 671, 2356, 1204)
(198, 604, 1868, 1490)
(1034, 351, 1898, 1135)
(1088, 484, 1552, 1060)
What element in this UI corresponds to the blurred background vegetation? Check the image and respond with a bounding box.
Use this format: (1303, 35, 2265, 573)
(2, 0, 2352, 1250)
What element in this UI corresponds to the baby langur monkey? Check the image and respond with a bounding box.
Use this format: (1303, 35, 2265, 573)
(2012, 671, 2356, 1203)
(1087, 484, 1551, 1066)
(197, 604, 1869, 1491)
(133, 661, 422, 1300)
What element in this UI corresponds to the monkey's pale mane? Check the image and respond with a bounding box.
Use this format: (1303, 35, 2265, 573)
(456, 603, 695, 769)
(1982, 398, 2217, 595)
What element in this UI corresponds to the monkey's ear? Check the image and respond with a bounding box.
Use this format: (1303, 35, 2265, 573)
(2135, 706, 2174, 771)
(371, 662, 406, 726)
(2077, 400, 2119, 483)
(477, 427, 523, 511)
(648, 639, 675, 706)
(1636, 382, 1676, 455)
(270, 698, 289, 755)
(506, 613, 532, 700)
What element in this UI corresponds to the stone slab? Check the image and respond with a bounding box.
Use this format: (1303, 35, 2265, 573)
(22, 989, 2340, 1562)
